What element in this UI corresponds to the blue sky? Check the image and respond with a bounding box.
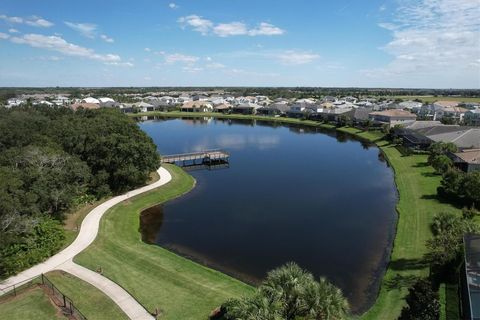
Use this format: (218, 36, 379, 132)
(0, 0, 479, 88)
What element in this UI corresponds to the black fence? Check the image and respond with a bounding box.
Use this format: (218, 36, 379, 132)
(0, 274, 87, 320)
(41, 274, 88, 320)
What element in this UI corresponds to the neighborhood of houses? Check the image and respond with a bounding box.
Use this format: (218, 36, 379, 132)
(4, 92, 480, 173)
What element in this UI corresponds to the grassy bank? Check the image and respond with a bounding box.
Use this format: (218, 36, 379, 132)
(0, 286, 63, 320)
(338, 127, 461, 319)
(75, 164, 254, 319)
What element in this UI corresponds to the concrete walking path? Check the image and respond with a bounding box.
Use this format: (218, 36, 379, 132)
(0, 167, 173, 319)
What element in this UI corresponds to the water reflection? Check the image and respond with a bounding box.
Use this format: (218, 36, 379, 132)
(140, 205, 164, 244)
(139, 118, 397, 314)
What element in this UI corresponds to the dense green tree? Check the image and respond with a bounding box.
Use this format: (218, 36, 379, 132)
(430, 155, 453, 174)
(399, 279, 440, 320)
(0, 106, 160, 278)
(427, 212, 479, 267)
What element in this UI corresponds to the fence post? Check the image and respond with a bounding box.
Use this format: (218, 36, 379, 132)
(63, 295, 66, 307)
(13, 285, 16, 297)
(41, 273, 45, 285)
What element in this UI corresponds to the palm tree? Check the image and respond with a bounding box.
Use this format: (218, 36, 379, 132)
(223, 294, 283, 320)
(302, 278, 349, 320)
(260, 262, 315, 320)
(219, 263, 349, 320)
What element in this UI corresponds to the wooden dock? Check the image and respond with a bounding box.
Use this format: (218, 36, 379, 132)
(161, 149, 230, 165)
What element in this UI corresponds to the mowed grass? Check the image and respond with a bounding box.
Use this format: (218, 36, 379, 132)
(74, 164, 254, 319)
(0, 286, 64, 320)
(339, 127, 461, 319)
(46, 271, 128, 320)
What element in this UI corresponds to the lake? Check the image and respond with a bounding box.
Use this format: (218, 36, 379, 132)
(139, 117, 398, 313)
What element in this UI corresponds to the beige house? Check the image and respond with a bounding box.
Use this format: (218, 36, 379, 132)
(180, 101, 214, 113)
(369, 109, 417, 127)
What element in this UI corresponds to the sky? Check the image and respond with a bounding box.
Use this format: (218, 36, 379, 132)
(0, 0, 479, 88)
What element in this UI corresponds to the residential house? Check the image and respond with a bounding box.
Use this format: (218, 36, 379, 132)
(232, 103, 261, 115)
(192, 94, 209, 101)
(213, 103, 231, 114)
(399, 100, 423, 111)
(33, 100, 54, 107)
(257, 103, 291, 116)
(98, 97, 116, 107)
(287, 102, 308, 118)
(180, 101, 213, 113)
(369, 109, 417, 128)
(426, 128, 480, 150)
(81, 97, 100, 104)
(135, 101, 154, 113)
(450, 149, 480, 172)
(465, 110, 480, 126)
(344, 107, 374, 126)
(51, 95, 71, 106)
(6, 98, 25, 108)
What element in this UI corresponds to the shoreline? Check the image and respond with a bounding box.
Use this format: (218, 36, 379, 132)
(131, 111, 451, 319)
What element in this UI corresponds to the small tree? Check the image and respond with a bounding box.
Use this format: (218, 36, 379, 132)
(399, 279, 440, 320)
(430, 154, 453, 174)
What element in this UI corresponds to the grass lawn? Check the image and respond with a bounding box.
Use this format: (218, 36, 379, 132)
(338, 127, 462, 319)
(0, 286, 64, 320)
(46, 271, 128, 320)
(74, 164, 254, 319)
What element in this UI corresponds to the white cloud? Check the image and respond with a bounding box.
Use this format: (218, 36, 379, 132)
(169, 3, 178, 9)
(25, 16, 53, 28)
(213, 22, 248, 37)
(0, 14, 53, 27)
(178, 15, 213, 35)
(164, 53, 199, 64)
(369, 0, 480, 88)
(248, 23, 285, 36)
(8, 28, 19, 33)
(64, 22, 97, 38)
(0, 32, 10, 39)
(7, 33, 122, 63)
(106, 61, 134, 67)
(144, 47, 151, 52)
(277, 50, 320, 65)
(178, 15, 284, 37)
(206, 62, 225, 69)
(100, 34, 114, 43)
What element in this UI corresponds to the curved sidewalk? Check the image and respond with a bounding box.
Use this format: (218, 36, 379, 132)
(0, 167, 172, 319)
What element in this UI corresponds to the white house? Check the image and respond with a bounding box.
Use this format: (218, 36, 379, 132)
(82, 97, 100, 104)
(98, 97, 116, 107)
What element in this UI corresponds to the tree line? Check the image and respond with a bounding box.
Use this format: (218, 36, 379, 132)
(0, 106, 160, 278)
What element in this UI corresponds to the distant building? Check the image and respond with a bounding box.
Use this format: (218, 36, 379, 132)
(465, 110, 480, 126)
(180, 101, 213, 113)
(81, 97, 100, 104)
(232, 103, 261, 115)
(368, 109, 417, 127)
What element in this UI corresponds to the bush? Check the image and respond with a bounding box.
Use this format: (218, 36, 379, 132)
(399, 279, 440, 320)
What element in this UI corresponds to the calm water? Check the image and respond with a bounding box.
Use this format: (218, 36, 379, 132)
(139, 117, 397, 313)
